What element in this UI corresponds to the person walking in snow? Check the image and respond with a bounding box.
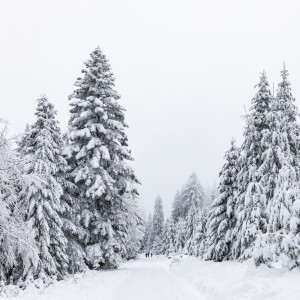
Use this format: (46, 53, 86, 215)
(145, 253, 148, 258)
(151, 253, 153, 258)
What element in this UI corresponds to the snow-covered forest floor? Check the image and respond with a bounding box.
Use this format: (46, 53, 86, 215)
(17, 255, 300, 300)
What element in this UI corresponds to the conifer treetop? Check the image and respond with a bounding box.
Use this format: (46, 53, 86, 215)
(181, 172, 205, 216)
(274, 64, 298, 123)
(26, 95, 63, 176)
(250, 71, 273, 126)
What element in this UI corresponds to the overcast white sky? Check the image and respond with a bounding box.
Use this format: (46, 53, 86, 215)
(1, 0, 300, 216)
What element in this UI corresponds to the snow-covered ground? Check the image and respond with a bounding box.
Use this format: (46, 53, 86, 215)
(17, 255, 300, 300)
(170, 256, 300, 300)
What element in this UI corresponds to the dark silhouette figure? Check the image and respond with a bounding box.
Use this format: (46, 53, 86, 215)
(151, 253, 153, 257)
(145, 253, 148, 258)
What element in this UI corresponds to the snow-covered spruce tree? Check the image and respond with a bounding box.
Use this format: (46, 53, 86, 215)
(274, 65, 299, 127)
(123, 194, 144, 259)
(171, 190, 182, 222)
(272, 66, 300, 182)
(232, 72, 272, 260)
(153, 195, 164, 235)
(181, 173, 205, 218)
(260, 66, 300, 209)
(152, 195, 164, 254)
(204, 139, 240, 261)
(176, 173, 205, 254)
(19, 96, 69, 278)
(63, 47, 140, 269)
(0, 120, 39, 281)
(252, 67, 300, 269)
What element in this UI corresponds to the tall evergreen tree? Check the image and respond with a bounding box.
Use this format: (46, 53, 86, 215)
(260, 65, 300, 208)
(20, 96, 68, 277)
(252, 67, 300, 269)
(152, 195, 164, 236)
(152, 195, 164, 254)
(180, 173, 205, 218)
(63, 47, 140, 268)
(274, 65, 299, 124)
(122, 195, 144, 259)
(205, 139, 240, 261)
(273, 65, 300, 181)
(232, 72, 272, 259)
(267, 67, 300, 235)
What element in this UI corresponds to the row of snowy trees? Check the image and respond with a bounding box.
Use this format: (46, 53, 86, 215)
(0, 47, 143, 282)
(144, 66, 300, 270)
(208, 67, 300, 269)
(143, 173, 218, 255)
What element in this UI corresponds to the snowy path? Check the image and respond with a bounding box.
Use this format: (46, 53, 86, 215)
(22, 256, 202, 300)
(19, 255, 300, 300)
(110, 257, 201, 300)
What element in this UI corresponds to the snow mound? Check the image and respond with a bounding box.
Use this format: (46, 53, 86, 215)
(243, 258, 285, 278)
(168, 256, 300, 300)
